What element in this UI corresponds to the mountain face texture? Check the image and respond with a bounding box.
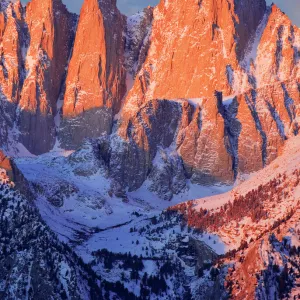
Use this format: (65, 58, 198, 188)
(0, 1, 300, 299)
(59, 0, 127, 149)
(12, 123, 300, 299)
(18, 0, 75, 154)
(109, 0, 300, 197)
(107, 96, 234, 198)
(125, 7, 154, 79)
(0, 0, 298, 194)
(123, 0, 265, 105)
(0, 0, 75, 155)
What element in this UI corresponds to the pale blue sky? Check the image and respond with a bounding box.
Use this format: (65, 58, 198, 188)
(19, 0, 300, 26)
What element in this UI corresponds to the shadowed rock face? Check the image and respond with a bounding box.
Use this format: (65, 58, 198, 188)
(125, 7, 154, 78)
(234, 0, 267, 61)
(95, 97, 234, 198)
(108, 99, 186, 195)
(59, 107, 113, 150)
(59, 0, 127, 149)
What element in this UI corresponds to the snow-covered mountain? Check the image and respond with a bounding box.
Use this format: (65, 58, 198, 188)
(168, 135, 300, 298)
(0, 0, 299, 299)
(12, 125, 300, 299)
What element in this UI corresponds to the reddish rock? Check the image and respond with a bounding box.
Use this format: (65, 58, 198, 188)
(109, 97, 233, 197)
(60, 0, 126, 149)
(117, 1, 300, 186)
(18, 0, 75, 154)
(0, 149, 13, 179)
(0, 1, 24, 105)
(234, 94, 264, 174)
(0, 0, 299, 195)
(177, 96, 234, 185)
(123, 0, 266, 111)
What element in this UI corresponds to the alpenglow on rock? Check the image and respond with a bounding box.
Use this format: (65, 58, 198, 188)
(0, 0, 298, 198)
(112, 0, 300, 195)
(59, 0, 127, 149)
(0, 0, 75, 155)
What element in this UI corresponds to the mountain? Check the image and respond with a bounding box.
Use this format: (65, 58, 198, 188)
(114, 1, 300, 196)
(13, 131, 300, 299)
(0, 0, 75, 155)
(0, 154, 97, 299)
(0, 0, 298, 189)
(0, 0, 299, 299)
(60, 0, 127, 149)
(170, 133, 300, 299)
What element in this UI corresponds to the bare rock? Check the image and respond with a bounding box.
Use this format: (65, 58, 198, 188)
(60, 0, 127, 149)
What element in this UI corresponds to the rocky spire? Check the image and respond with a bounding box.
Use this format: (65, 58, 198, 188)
(0, 1, 24, 105)
(17, 0, 75, 154)
(59, 0, 127, 149)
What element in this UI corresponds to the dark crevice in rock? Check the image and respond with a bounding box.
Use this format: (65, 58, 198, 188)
(245, 91, 268, 167)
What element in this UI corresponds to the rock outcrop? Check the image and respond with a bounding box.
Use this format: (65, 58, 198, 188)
(59, 0, 127, 149)
(0, 150, 13, 179)
(122, 0, 266, 110)
(0, 1, 24, 105)
(95, 97, 233, 198)
(0, 0, 75, 155)
(125, 7, 153, 78)
(110, 0, 300, 196)
(18, 0, 75, 154)
(0, 1, 24, 149)
(0, 0, 299, 199)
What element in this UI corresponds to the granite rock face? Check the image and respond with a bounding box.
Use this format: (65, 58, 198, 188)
(0, 0, 299, 199)
(59, 0, 127, 149)
(110, 0, 300, 197)
(93, 98, 234, 199)
(0, 0, 75, 155)
(123, 0, 266, 110)
(0, 2, 24, 150)
(0, 1, 24, 105)
(125, 7, 154, 78)
(18, 0, 75, 154)
(109, 99, 185, 196)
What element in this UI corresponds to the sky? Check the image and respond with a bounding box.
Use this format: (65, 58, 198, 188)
(19, 0, 300, 26)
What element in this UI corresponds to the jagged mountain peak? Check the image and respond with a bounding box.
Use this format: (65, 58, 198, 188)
(59, 0, 126, 149)
(0, 0, 299, 299)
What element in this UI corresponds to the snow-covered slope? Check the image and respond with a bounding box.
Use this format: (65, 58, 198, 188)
(0, 169, 95, 299)
(171, 135, 300, 249)
(0, 0, 300, 299)
(13, 138, 231, 298)
(15, 139, 231, 244)
(169, 135, 300, 298)
(13, 134, 300, 298)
